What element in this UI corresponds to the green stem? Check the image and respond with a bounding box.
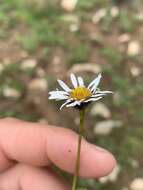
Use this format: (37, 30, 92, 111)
(72, 109, 85, 190)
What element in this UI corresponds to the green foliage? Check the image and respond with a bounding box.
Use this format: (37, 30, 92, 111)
(100, 10, 113, 33)
(18, 33, 39, 53)
(69, 45, 90, 64)
(77, 0, 97, 10)
(0, 110, 41, 121)
(0, 30, 7, 38)
(78, 0, 109, 10)
(101, 47, 123, 65)
(118, 10, 139, 33)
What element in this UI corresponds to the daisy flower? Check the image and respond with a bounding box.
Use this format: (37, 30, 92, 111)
(49, 73, 113, 190)
(49, 73, 112, 110)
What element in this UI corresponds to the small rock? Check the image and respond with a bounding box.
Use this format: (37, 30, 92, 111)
(28, 78, 47, 91)
(118, 34, 131, 43)
(21, 59, 37, 70)
(36, 68, 46, 77)
(127, 41, 140, 56)
(38, 118, 48, 124)
(61, 0, 78, 12)
(3, 86, 21, 98)
(94, 120, 122, 135)
(3, 58, 12, 66)
(69, 23, 79, 32)
(74, 117, 80, 125)
(27, 78, 48, 105)
(90, 33, 103, 44)
(92, 8, 107, 23)
(136, 12, 143, 21)
(90, 103, 111, 119)
(100, 165, 121, 183)
(122, 188, 129, 190)
(130, 66, 141, 77)
(110, 6, 119, 18)
(130, 178, 143, 190)
(70, 63, 101, 74)
(61, 14, 79, 32)
(130, 159, 139, 168)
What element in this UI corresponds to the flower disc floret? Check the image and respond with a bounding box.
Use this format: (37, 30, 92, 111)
(70, 87, 92, 100)
(49, 73, 113, 110)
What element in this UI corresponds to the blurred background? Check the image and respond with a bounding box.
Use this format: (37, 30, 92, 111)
(0, 0, 143, 189)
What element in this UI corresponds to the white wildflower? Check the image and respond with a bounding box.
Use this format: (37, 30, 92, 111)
(49, 73, 112, 110)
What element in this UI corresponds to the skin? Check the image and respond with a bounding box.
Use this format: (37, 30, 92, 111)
(0, 118, 116, 190)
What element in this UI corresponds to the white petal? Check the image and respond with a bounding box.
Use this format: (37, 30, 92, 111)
(66, 101, 80, 107)
(49, 94, 68, 100)
(70, 73, 78, 88)
(49, 95, 68, 100)
(91, 94, 104, 98)
(60, 99, 72, 110)
(79, 98, 86, 102)
(78, 77, 84, 87)
(97, 90, 113, 94)
(57, 79, 71, 92)
(49, 91, 69, 95)
(49, 92, 68, 98)
(88, 73, 102, 90)
(84, 96, 102, 103)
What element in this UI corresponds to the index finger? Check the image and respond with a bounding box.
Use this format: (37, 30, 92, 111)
(0, 118, 116, 178)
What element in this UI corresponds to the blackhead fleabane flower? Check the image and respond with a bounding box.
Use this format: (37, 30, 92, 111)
(49, 73, 113, 190)
(49, 73, 112, 110)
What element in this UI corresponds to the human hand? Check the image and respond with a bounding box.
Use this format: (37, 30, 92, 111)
(0, 118, 116, 190)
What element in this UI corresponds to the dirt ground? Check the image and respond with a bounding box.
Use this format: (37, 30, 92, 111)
(0, 0, 143, 189)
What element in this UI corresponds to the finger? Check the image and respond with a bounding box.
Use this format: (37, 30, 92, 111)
(0, 118, 116, 178)
(0, 118, 51, 172)
(0, 146, 15, 172)
(46, 127, 116, 178)
(0, 163, 70, 190)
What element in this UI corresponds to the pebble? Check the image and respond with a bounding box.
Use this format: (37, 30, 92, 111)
(36, 68, 46, 77)
(61, 0, 78, 12)
(122, 188, 129, 190)
(130, 178, 143, 190)
(110, 6, 119, 18)
(3, 58, 12, 66)
(90, 103, 111, 119)
(61, 14, 79, 32)
(94, 120, 122, 135)
(127, 41, 140, 56)
(130, 159, 139, 168)
(38, 118, 48, 124)
(118, 34, 131, 43)
(70, 63, 101, 74)
(136, 12, 143, 21)
(69, 23, 79, 32)
(130, 66, 141, 77)
(28, 78, 47, 91)
(21, 59, 37, 70)
(92, 8, 107, 23)
(3, 86, 21, 98)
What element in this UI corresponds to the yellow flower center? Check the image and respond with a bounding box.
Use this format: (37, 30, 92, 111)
(70, 87, 92, 100)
